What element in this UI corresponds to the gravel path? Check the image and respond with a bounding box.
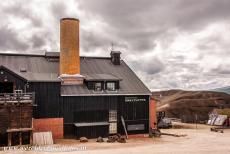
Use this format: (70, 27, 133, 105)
(1, 126, 230, 154)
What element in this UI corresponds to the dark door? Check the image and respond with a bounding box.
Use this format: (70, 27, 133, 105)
(0, 82, 14, 93)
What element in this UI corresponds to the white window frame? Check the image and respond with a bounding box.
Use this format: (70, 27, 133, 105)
(109, 122, 117, 134)
(94, 82, 102, 91)
(107, 82, 115, 91)
(109, 110, 117, 134)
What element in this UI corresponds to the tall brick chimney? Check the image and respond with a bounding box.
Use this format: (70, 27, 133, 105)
(59, 18, 84, 85)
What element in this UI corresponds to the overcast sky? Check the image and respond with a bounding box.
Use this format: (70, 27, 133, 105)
(0, 0, 230, 91)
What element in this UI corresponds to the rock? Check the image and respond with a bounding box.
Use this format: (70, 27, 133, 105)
(107, 134, 126, 143)
(96, 136, 104, 142)
(116, 133, 122, 138)
(113, 135, 119, 141)
(107, 136, 116, 143)
(149, 128, 161, 138)
(117, 136, 126, 143)
(79, 137, 88, 142)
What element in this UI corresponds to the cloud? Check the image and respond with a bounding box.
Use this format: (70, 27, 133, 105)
(130, 57, 165, 75)
(3, 1, 42, 27)
(0, 26, 29, 51)
(0, 0, 230, 90)
(211, 64, 230, 75)
(81, 30, 111, 52)
(31, 34, 46, 49)
(51, 1, 68, 21)
(77, 0, 230, 53)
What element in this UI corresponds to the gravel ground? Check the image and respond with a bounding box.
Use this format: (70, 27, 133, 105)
(1, 124, 230, 154)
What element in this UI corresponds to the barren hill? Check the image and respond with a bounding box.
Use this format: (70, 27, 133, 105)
(213, 86, 230, 94)
(152, 90, 230, 123)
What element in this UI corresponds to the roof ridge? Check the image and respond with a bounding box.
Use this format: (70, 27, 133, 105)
(0, 52, 45, 57)
(0, 52, 113, 59)
(80, 56, 110, 59)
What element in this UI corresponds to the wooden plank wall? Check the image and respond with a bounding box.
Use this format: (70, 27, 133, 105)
(0, 104, 33, 146)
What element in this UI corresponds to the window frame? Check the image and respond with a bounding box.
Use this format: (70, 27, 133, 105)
(106, 82, 116, 91)
(109, 110, 117, 134)
(94, 82, 102, 91)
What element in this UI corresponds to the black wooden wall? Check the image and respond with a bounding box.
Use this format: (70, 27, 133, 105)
(28, 82, 61, 118)
(61, 95, 149, 138)
(27, 84, 149, 138)
(28, 82, 149, 138)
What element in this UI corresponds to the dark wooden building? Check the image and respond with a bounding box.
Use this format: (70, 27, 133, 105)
(0, 18, 151, 139)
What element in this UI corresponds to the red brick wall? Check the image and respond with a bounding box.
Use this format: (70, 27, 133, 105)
(150, 99, 157, 129)
(33, 118, 63, 139)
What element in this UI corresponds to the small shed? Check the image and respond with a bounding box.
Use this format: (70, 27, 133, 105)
(0, 91, 34, 146)
(208, 108, 230, 126)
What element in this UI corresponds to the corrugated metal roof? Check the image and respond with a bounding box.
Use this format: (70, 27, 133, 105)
(0, 54, 60, 82)
(83, 73, 121, 81)
(0, 52, 151, 95)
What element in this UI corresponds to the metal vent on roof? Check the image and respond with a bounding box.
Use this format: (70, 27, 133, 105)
(45, 52, 60, 62)
(20, 68, 27, 72)
(110, 51, 121, 65)
(45, 52, 60, 58)
(47, 58, 59, 62)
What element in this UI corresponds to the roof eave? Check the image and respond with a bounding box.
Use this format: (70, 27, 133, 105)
(61, 93, 152, 97)
(28, 80, 61, 83)
(85, 79, 122, 82)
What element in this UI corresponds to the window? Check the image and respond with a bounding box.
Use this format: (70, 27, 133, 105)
(109, 110, 117, 134)
(109, 110, 117, 122)
(127, 124, 145, 131)
(109, 123, 117, 134)
(94, 82, 102, 91)
(107, 82, 115, 91)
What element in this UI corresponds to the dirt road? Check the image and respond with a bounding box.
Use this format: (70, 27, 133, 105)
(1, 126, 230, 154)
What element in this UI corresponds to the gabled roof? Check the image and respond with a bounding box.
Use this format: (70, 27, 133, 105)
(0, 53, 59, 82)
(0, 65, 27, 81)
(0, 52, 151, 95)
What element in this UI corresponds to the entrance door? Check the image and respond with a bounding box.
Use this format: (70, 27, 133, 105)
(0, 82, 14, 93)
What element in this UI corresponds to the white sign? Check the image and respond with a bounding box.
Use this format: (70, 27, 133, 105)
(125, 97, 146, 102)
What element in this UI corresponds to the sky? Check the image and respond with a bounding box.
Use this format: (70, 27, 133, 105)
(0, 0, 230, 91)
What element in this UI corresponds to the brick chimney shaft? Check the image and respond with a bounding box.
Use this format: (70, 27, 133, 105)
(60, 18, 80, 75)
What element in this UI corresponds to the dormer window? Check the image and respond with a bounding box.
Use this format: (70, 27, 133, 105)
(106, 82, 115, 91)
(94, 82, 102, 91)
(84, 73, 121, 91)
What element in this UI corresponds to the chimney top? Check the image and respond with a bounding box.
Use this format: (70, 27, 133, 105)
(110, 51, 121, 54)
(60, 18, 79, 21)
